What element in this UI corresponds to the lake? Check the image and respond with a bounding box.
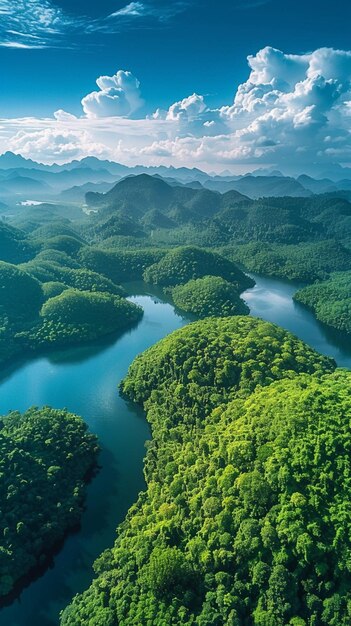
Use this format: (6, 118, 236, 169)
(0, 293, 190, 626)
(0, 275, 350, 625)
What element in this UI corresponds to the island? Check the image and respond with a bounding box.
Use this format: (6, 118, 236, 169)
(0, 406, 99, 597)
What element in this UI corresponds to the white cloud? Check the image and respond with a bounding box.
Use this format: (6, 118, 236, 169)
(0, 1, 191, 48)
(109, 2, 145, 18)
(144, 46, 351, 171)
(54, 110, 79, 122)
(105, 1, 190, 24)
(153, 93, 207, 121)
(7, 128, 108, 161)
(0, 0, 74, 48)
(2, 46, 351, 174)
(81, 70, 143, 119)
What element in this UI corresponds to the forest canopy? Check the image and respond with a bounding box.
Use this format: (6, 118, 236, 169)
(294, 271, 351, 334)
(143, 246, 254, 291)
(0, 406, 99, 597)
(171, 276, 250, 319)
(61, 317, 339, 626)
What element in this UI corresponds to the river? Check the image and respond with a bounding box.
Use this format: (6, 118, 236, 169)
(0, 292, 190, 626)
(0, 275, 350, 626)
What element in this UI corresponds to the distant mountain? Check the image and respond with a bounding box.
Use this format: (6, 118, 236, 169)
(203, 175, 312, 198)
(60, 181, 116, 202)
(335, 179, 351, 191)
(4, 151, 351, 202)
(0, 151, 65, 172)
(297, 175, 337, 194)
(84, 174, 337, 247)
(85, 173, 248, 220)
(0, 175, 52, 196)
(63, 156, 130, 176)
(0, 152, 211, 182)
(0, 167, 118, 194)
(251, 168, 285, 177)
(321, 165, 351, 181)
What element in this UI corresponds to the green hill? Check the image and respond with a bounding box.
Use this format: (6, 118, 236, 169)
(143, 246, 254, 290)
(0, 222, 35, 264)
(61, 317, 336, 626)
(0, 406, 98, 597)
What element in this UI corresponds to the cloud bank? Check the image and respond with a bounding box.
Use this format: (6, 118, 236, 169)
(3, 46, 351, 174)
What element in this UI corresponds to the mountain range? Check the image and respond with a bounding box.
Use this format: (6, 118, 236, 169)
(1, 151, 351, 206)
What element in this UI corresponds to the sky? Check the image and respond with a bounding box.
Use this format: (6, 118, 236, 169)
(0, 0, 351, 174)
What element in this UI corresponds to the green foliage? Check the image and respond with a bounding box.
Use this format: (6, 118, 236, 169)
(222, 240, 351, 282)
(0, 261, 44, 321)
(215, 201, 318, 244)
(16, 289, 143, 348)
(40, 235, 84, 256)
(21, 257, 125, 297)
(32, 249, 81, 268)
(0, 406, 98, 597)
(0, 258, 141, 362)
(294, 271, 351, 333)
(78, 247, 165, 283)
(61, 318, 337, 626)
(171, 276, 249, 318)
(41, 289, 141, 328)
(30, 222, 83, 242)
(42, 281, 68, 299)
(0, 222, 34, 263)
(96, 235, 155, 250)
(144, 246, 254, 290)
(143, 547, 193, 598)
(122, 316, 333, 419)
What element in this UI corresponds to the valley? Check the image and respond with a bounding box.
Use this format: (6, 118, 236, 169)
(1, 159, 351, 625)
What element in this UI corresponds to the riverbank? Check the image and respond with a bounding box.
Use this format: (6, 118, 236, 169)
(1, 277, 351, 625)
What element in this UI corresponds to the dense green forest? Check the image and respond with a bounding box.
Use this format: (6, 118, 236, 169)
(143, 247, 254, 290)
(221, 241, 351, 282)
(0, 206, 257, 367)
(0, 406, 98, 597)
(1, 172, 351, 623)
(294, 271, 351, 334)
(0, 253, 143, 366)
(171, 276, 250, 318)
(3, 173, 351, 322)
(61, 317, 345, 626)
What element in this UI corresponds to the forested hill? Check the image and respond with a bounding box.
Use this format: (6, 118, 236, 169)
(86, 173, 248, 218)
(84, 174, 351, 250)
(1, 151, 351, 203)
(61, 317, 351, 626)
(1, 165, 351, 621)
(2, 171, 351, 334)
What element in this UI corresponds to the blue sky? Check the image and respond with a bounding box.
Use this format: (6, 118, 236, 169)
(1, 0, 350, 117)
(1, 0, 351, 173)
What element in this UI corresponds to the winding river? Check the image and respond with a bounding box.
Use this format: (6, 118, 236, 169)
(0, 275, 350, 626)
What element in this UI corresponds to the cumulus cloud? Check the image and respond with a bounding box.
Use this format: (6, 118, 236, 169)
(81, 70, 143, 119)
(2, 46, 351, 174)
(7, 128, 108, 161)
(153, 93, 207, 120)
(144, 46, 351, 171)
(54, 110, 78, 122)
(152, 93, 227, 136)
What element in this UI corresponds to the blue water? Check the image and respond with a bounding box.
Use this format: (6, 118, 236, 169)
(0, 276, 350, 626)
(244, 273, 351, 368)
(0, 294, 189, 626)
